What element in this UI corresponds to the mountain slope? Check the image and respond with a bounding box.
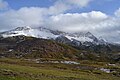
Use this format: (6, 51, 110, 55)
(0, 36, 80, 59)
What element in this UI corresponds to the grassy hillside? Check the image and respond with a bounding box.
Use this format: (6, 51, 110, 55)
(0, 58, 120, 80)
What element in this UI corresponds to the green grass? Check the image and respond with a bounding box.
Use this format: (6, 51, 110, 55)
(0, 58, 120, 80)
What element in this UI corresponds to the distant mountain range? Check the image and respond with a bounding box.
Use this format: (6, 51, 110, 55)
(0, 26, 120, 61)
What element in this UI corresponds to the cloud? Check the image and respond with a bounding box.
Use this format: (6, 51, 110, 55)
(65, 0, 92, 7)
(0, 0, 93, 30)
(48, 0, 93, 15)
(115, 8, 120, 17)
(0, 7, 48, 30)
(48, 0, 70, 15)
(0, 0, 8, 10)
(47, 11, 108, 32)
(46, 11, 120, 43)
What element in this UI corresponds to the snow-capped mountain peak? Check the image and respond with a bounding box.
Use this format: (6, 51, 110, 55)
(13, 26, 31, 31)
(0, 26, 108, 45)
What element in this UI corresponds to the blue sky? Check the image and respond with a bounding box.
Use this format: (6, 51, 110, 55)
(79, 0, 120, 15)
(5, 0, 54, 9)
(0, 0, 120, 43)
(4, 0, 120, 15)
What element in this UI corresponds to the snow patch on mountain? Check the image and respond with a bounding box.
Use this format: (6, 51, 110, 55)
(65, 35, 93, 42)
(1, 26, 58, 39)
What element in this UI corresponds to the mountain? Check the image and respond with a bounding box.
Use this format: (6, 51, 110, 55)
(1, 26, 120, 54)
(0, 26, 107, 46)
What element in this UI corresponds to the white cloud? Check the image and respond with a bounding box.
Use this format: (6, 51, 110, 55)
(48, 0, 93, 14)
(115, 8, 120, 17)
(0, 0, 8, 10)
(47, 11, 109, 32)
(48, 0, 70, 15)
(65, 0, 92, 7)
(0, 0, 93, 30)
(46, 11, 120, 43)
(0, 7, 48, 31)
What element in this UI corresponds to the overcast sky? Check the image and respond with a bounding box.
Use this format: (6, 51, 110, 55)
(0, 0, 120, 43)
